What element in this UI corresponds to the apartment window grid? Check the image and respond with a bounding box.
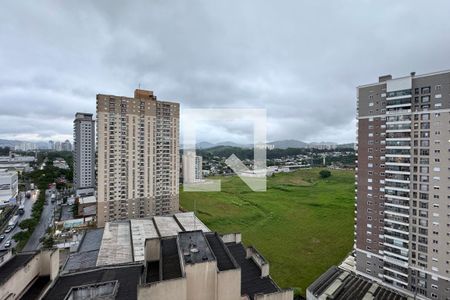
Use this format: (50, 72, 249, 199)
(356, 73, 450, 297)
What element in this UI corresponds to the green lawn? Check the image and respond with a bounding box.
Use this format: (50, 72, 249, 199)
(180, 168, 355, 296)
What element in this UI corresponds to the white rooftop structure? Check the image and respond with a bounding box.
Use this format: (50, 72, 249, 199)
(96, 212, 210, 266)
(130, 219, 159, 261)
(78, 195, 96, 205)
(96, 221, 133, 266)
(175, 212, 210, 232)
(153, 216, 183, 237)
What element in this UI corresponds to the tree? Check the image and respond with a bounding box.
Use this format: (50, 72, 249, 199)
(41, 235, 55, 249)
(319, 169, 331, 179)
(19, 218, 37, 231)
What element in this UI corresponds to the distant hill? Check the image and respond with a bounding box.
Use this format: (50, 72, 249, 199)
(183, 141, 252, 149)
(196, 142, 216, 149)
(182, 139, 353, 150)
(336, 143, 355, 149)
(0, 139, 24, 147)
(268, 139, 308, 149)
(0, 139, 48, 149)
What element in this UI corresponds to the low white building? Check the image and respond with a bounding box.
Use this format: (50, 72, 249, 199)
(53, 158, 69, 170)
(0, 169, 18, 206)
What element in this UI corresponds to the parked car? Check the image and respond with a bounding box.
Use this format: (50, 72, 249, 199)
(4, 240, 11, 248)
(4, 226, 12, 233)
(0, 234, 5, 242)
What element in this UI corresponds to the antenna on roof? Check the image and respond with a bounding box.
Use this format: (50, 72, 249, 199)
(194, 198, 197, 230)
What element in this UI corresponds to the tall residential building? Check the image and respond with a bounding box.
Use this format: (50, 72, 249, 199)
(54, 141, 62, 151)
(73, 113, 95, 195)
(62, 139, 72, 152)
(182, 151, 203, 184)
(96, 89, 179, 227)
(355, 71, 450, 299)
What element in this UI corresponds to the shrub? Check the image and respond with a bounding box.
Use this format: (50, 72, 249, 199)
(319, 169, 331, 179)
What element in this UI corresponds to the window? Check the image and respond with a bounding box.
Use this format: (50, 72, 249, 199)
(421, 86, 431, 94)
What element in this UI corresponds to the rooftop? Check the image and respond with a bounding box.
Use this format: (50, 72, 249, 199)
(96, 221, 133, 266)
(357, 69, 450, 88)
(175, 212, 210, 232)
(130, 219, 158, 261)
(78, 228, 104, 253)
(308, 266, 408, 300)
(226, 242, 279, 300)
(63, 229, 104, 272)
(178, 230, 215, 265)
(64, 251, 99, 272)
(161, 238, 182, 280)
(43, 264, 143, 300)
(205, 233, 236, 271)
(77, 195, 96, 204)
(153, 215, 183, 237)
(96, 212, 210, 267)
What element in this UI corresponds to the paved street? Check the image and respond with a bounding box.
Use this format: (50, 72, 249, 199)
(0, 190, 36, 249)
(22, 190, 56, 252)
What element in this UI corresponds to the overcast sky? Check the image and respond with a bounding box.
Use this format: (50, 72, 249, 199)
(1, 1, 450, 144)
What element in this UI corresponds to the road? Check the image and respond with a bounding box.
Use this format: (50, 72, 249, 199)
(0, 190, 36, 249)
(22, 190, 56, 252)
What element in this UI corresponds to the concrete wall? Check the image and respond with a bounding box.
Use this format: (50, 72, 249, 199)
(0, 250, 59, 300)
(221, 233, 241, 244)
(0, 250, 13, 267)
(217, 268, 241, 300)
(39, 249, 59, 280)
(145, 238, 161, 262)
(185, 261, 217, 300)
(0, 254, 40, 300)
(138, 277, 187, 300)
(254, 289, 294, 300)
(246, 247, 269, 278)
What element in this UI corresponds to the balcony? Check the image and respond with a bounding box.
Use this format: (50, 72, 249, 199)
(385, 149, 411, 156)
(384, 222, 409, 233)
(385, 173, 410, 181)
(386, 108, 412, 115)
(386, 89, 412, 98)
(384, 201, 409, 211)
(385, 181, 410, 189)
(384, 214, 409, 226)
(384, 229, 409, 241)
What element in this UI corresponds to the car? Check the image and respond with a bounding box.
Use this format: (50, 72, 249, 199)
(0, 234, 4, 242)
(4, 240, 11, 248)
(4, 226, 12, 233)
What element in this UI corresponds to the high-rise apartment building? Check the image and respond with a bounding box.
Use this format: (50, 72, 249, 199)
(182, 152, 203, 184)
(355, 71, 450, 299)
(96, 89, 179, 227)
(73, 113, 95, 196)
(62, 139, 72, 152)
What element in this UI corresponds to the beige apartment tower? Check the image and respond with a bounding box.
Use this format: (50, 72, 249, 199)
(96, 89, 180, 227)
(355, 71, 450, 299)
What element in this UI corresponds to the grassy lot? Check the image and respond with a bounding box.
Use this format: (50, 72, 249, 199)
(180, 168, 355, 296)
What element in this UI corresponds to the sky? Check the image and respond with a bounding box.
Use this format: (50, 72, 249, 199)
(1, 0, 450, 145)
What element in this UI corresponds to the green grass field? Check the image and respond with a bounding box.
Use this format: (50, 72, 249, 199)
(180, 168, 355, 296)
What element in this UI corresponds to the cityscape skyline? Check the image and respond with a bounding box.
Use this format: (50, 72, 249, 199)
(2, 2, 450, 299)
